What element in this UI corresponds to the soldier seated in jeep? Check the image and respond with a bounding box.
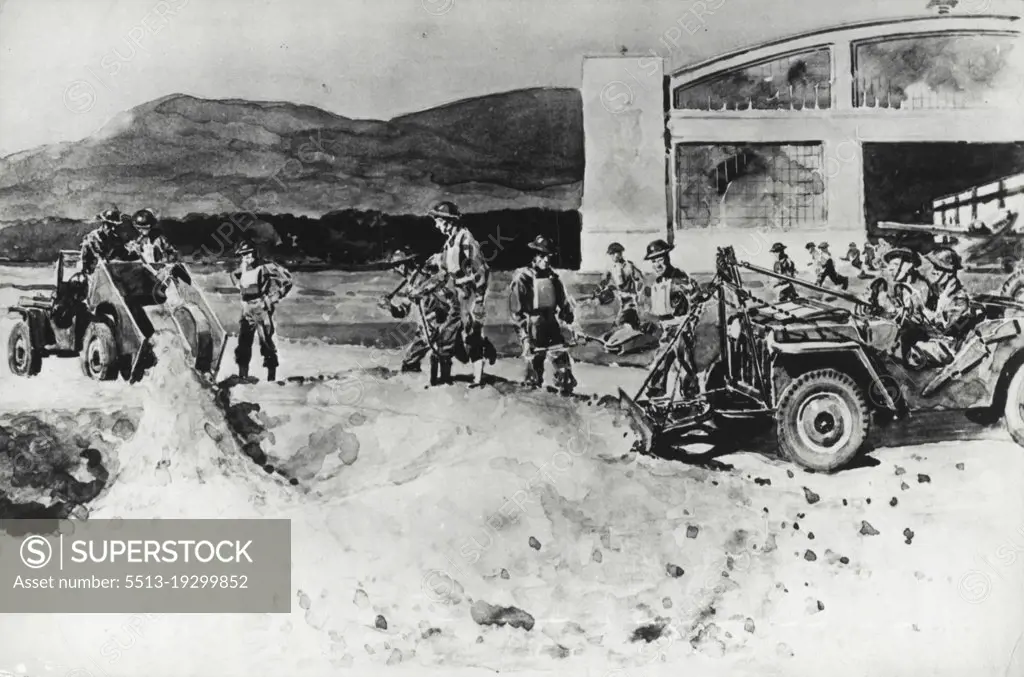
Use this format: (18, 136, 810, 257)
(906, 247, 973, 369)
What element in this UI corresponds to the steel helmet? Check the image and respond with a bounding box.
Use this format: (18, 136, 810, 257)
(881, 248, 922, 268)
(926, 247, 962, 272)
(606, 242, 625, 255)
(427, 201, 462, 221)
(236, 241, 257, 257)
(528, 235, 556, 256)
(805, 242, 816, 251)
(133, 209, 158, 229)
(769, 242, 787, 254)
(98, 208, 122, 226)
(644, 239, 673, 261)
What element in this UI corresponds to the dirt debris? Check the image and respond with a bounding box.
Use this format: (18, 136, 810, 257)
(890, 497, 898, 507)
(630, 618, 668, 643)
(470, 600, 535, 631)
(918, 474, 931, 484)
(666, 563, 685, 578)
(374, 615, 387, 630)
(904, 528, 915, 545)
(804, 550, 817, 562)
(860, 521, 880, 536)
(802, 487, 820, 504)
(529, 536, 541, 550)
(956, 462, 965, 471)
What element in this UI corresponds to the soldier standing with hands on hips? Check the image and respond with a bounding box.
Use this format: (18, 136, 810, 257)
(429, 200, 496, 387)
(231, 241, 293, 381)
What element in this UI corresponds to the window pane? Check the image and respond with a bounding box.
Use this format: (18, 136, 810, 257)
(675, 144, 827, 229)
(854, 33, 1017, 109)
(674, 48, 832, 111)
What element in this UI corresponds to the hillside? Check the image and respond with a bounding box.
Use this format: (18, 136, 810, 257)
(0, 89, 584, 222)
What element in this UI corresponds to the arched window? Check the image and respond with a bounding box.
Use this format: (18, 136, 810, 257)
(853, 32, 1018, 109)
(673, 47, 832, 111)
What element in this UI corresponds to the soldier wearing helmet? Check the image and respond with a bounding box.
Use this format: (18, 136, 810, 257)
(429, 200, 492, 387)
(380, 249, 475, 386)
(127, 208, 179, 264)
(508, 235, 578, 395)
(230, 241, 293, 381)
(814, 241, 849, 290)
(80, 208, 133, 275)
(905, 246, 971, 369)
(644, 238, 700, 399)
(770, 242, 798, 302)
(595, 242, 646, 331)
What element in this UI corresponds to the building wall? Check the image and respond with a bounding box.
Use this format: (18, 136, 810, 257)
(580, 56, 669, 271)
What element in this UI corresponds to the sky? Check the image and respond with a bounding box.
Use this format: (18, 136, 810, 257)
(0, 0, 1020, 157)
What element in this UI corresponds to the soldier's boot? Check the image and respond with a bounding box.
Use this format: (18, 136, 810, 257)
(266, 366, 277, 382)
(483, 339, 498, 366)
(238, 364, 249, 379)
(401, 362, 422, 373)
(439, 358, 453, 385)
(555, 367, 577, 397)
(429, 355, 441, 386)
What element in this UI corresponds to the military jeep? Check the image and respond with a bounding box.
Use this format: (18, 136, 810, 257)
(620, 246, 1024, 472)
(7, 251, 226, 382)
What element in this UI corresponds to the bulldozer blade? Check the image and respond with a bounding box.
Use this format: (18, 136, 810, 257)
(618, 387, 656, 454)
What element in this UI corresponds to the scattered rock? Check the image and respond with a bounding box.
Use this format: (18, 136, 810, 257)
(890, 497, 898, 507)
(470, 600, 535, 631)
(842, 499, 848, 506)
(866, 498, 872, 505)
(421, 627, 442, 639)
(754, 477, 771, 486)
(374, 615, 387, 630)
(895, 466, 906, 476)
(529, 536, 541, 550)
(797, 513, 806, 519)
(803, 487, 820, 505)
(793, 522, 800, 531)
(786, 469, 795, 479)
(500, 568, 510, 580)
(662, 597, 673, 609)
(592, 549, 603, 563)
(476, 636, 484, 644)
(686, 525, 699, 539)
(817, 600, 825, 612)
(353, 589, 370, 609)
(630, 619, 668, 643)
(804, 550, 817, 562)
(666, 563, 685, 578)
(860, 521, 880, 536)
(904, 528, 915, 545)
(913, 624, 920, 632)
(763, 534, 778, 553)
(297, 590, 311, 610)
(386, 649, 403, 666)
(840, 556, 850, 565)
(901, 481, 910, 491)
(808, 532, 815, 540)
(917, 474, 931, 484)
(956, 463, 965, 471)
(744, 618, 755, 633)
(782, 522, 788, 529)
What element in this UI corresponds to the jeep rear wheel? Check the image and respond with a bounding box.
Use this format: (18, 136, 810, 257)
(8, 320, 41, 377)
(1002, 364, 1024, 447)
(81, 321, 118, 381)
(776, 369, 869, 473)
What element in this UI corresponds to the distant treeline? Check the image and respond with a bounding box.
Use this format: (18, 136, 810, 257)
(0, 208, 583, 270)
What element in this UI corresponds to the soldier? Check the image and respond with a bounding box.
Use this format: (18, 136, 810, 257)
(429, 200, 493, 387)
(881, 247, 934, 363)
(381, 250, 464, 386)
(508, 235, 578, 395)
(770, 242, 798, 302)
(644, 239, 700, 399)
(863, 241, 878, 272)
(80, 208, 133, 276)
(128, 209, 179, 264)
(230, 241, 293, 381)
(596, 242, 646, 330)
(909, 247, 971, 368)
(816, 242, 849, 290)
(841, 242, 870, 279)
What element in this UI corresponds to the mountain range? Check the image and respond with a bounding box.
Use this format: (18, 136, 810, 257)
(0, 88, 584, 223)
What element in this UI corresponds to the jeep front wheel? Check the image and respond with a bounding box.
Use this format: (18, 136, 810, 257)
(776, 369, 869, 473)
(81, 321, 118, 381)
(1002, 364, 1024, 447)
(8, 320, 41, 377)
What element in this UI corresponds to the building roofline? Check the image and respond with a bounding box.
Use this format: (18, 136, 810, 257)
(669, 14, 1020, 78)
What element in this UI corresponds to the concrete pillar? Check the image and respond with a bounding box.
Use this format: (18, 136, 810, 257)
(580, 56, 669, 271)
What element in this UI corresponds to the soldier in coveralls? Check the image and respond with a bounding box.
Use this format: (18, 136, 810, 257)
(508, 235, 578, 395)
(231, 241, 293, 381)
(382, 250, 465, 386)
(644, 239, 701, 399)
(597, 242, 646, 331)
(908, 247, 971, 369)
(770, 242, 798, 302)
(80, 208, 133, 276)
(127, 209, 179, 264)
(429, 201, 494, 387)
